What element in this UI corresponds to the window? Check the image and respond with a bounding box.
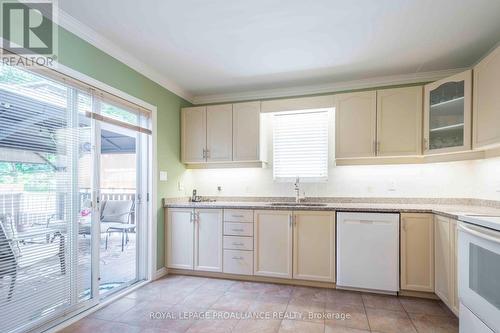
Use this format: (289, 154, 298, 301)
(273, 110, 329, 181)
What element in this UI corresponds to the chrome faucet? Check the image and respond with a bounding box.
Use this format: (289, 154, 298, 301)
(294, 177, 301, 203)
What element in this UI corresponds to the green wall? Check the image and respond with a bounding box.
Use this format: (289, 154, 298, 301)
(56, 27, 191, 270)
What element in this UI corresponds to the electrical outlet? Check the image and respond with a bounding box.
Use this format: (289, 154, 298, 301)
(178, 181, 184, 191)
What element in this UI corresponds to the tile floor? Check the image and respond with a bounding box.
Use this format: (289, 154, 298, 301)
(59, 275, 459, 333)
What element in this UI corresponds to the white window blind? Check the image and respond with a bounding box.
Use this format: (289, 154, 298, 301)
(273, 110, 329, 181)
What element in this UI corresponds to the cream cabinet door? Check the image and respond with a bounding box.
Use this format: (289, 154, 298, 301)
(377, 87, 423, 156)
(181, 106, 206, 163)
(434, 215, 452, 305)
(473, 46, 500, 149)
(450, 219, 459, 316)
(206, 104, 233, 162)
(254, 210, 293, 279)
(335, 91, 377, 158)
(293, 211, 335, 282)
(167, 208, 194, 270)
(194, 209, 223, 272)
(233, 101, 261, 161)
(400, 213, 434, 292)
(423, 70, 472, 154)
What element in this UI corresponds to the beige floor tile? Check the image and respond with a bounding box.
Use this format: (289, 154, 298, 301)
(185, 311, 238, 333)
(262, 284, 294, 298)
(210, 293, 256, 312)
(114, 300, 175, 329)
(278, 319, 324, 333)
(90, 297, 144, 321)
(325, 302, 369, 331)
(198, 278, 236, 291)
(409, 313, 459, 333)
(96, 321, 143, 333)
(248, 297, 289, 313)
(58, 318, 107, 333)
(234, 319, 282, 333)
(362, 294, 404, 311)
(325, 324, 371, 333)
(178, 289, 224, 308)
(400, 297, 451, 317)
(285, 298, 325, 323)
(326, 290, 364, 306)
(366, 308, 417, 333)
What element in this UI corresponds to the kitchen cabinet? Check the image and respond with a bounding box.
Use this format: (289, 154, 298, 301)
(293, 211, 335, 282)
(254, 210, 293, 279)
(377, 87, 423, 156)
(473, 46, 500, 149)
(233, 101, 262, 161)
(434, 215, 458, 313)
(166, 208, 194, 269)
(194, 209, 223, 272)
(335, 91, 377, 158)
(400, 213, 434, 292)
(206, 104, 233, 162)
(435, 215, 451, 304)
(167, 208, 222, 272)
(450, 219, 459, 315)
(424, 70, 472, 154)
(181, 106, 207, 163)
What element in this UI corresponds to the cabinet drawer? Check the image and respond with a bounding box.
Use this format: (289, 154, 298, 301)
(223, 236, 253, 251)
(223, 250, 253, 275)
(224, 222, 253, 236)
(223, 209, 253, 223)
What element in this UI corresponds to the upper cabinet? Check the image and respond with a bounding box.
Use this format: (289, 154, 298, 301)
(181, 102, 265, 166)
(206, 104, 233, 162)
(377, 87, 423, 156)
(233, 101, 262, 161)
(181, 106, 207, 164)
(473, 46, 500, 149)
(423, 70, 472, 155)
(335, 91, 377, 158)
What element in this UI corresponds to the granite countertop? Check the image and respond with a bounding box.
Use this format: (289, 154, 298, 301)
(163, 198, 500, 220)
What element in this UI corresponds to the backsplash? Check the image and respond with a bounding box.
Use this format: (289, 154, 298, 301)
(177, 157, 500, 201)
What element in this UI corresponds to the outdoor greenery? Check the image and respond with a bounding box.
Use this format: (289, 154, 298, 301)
(0, 159, 56, 192)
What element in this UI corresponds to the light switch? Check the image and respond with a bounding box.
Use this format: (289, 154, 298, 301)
(159, 171, 168, 181)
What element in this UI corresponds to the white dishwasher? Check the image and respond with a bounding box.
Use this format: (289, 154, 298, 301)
(336, 212, 399, 293)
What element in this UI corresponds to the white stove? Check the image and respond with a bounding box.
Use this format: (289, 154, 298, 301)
(458, 214, 500, 333)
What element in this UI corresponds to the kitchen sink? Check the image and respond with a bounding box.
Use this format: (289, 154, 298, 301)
(267, 202, 328, 207)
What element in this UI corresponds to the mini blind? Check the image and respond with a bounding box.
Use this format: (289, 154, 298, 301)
(273, 110, 329, 181)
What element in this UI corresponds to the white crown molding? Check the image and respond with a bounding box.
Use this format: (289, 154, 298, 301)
(192, 67, 469, 105)
(58, 9, 194, 103)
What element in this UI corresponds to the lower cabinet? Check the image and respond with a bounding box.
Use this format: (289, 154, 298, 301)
(293, 211, 336, 282)
(194, 209, 223, 272)
(253, 210, 336, 282)
(450, 219, 459, 315)
(166, 208, 194, 269)
(254, 210, 293, 278)
(434, 215, 459, 315)
(400, 213, 434, 292)
(166, 208, 222, 272)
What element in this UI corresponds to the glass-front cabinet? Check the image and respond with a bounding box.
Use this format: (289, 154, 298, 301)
(423, 70, 472, 154)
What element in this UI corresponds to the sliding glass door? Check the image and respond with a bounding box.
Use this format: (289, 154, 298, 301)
(0, 63, 151, 333)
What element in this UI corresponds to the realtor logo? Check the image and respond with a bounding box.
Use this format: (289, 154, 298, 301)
(1, 0, 58, 67)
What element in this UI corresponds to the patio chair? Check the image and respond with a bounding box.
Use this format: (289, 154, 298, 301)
(100, 200, 135, 252)
(0, 214, 65, 301)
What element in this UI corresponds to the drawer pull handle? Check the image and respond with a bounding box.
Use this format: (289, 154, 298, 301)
(232, 256, 244, 260)
(232, 228, 244, 232)
(232, 242, 244, 246)
(231, 215, 245, 218)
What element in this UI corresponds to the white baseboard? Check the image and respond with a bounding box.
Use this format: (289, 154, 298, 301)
(153, 267, 167, 280)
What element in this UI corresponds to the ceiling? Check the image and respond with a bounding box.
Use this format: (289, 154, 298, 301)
(59, 0, 500, 103)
